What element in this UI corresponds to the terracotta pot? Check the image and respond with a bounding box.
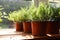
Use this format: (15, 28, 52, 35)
(59, 21, 60, 29)
(46, 21, 59, 34)
(31, 21, 47, 36)
(23, 22, 31, 33)
(41, 21, 47, 36)
(15, 22, 23, 31)
(56, 17, 60, 29)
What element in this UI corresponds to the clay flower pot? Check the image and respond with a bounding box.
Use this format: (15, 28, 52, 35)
(15, 22, 23, 31)
(59, 21, 60, 29)
(31, 21, 47, 36)
(23, 21, 31, 33)
(55, 17, 60, 29)
(46, 21, 59, 34)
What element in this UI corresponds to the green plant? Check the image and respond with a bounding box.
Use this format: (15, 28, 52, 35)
(8, 11, 17, 22)
(0, 12, 2, 18)
(49, 3, 60, 21)
(20, 8, 31, 22)
(8, 7, 31, 22)
(0, 6, 3, 22)
(28, 4, 40, 21)
(36, 2, 53, 21)
(51, 7, 60, 20)
(8, 10, 23, 22)
(0, 5, 3, 18)
(17, 5, 37, 22)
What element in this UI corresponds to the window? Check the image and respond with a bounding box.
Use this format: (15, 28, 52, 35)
(49, 0, 60, 8)
(49, 0, 60, 2)
(0, 0, 32, 29)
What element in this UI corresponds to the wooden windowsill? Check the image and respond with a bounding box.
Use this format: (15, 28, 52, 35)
(0, 29, 60, 40)
(0, 28, 34, 40)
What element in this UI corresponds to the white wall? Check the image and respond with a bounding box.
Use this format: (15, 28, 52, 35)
(32, 0, 48, 7)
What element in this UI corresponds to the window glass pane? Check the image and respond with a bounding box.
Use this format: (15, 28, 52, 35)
(49, 0, 60, 8)
(49, 0, 60, 2)
(0, 0, 32, 29)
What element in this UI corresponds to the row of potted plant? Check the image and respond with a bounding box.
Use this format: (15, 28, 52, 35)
(8, 2, 60, 36)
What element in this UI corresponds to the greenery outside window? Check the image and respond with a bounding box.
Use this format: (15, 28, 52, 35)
(0, 0, 32, 29)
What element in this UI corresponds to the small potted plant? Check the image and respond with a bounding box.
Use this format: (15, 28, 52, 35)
(30, 3, 48, 36)
(20, 8, 32, 33)
(8, 10, 23, 31)
(46, 4, 60, 34)
(31, 10, 41, 36)
(31, 2, 56, 36)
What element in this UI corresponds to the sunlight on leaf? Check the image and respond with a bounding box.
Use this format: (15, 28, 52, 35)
(0, 27, 2, 29)
(0, 19, 2, 23)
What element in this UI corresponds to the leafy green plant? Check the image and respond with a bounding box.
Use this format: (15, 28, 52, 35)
(8, 11, 22, 22)
(27, 3, 53, 21)
(17, 8, 30, 22)
(27, 4, 40, 21)
(49, 2, 60, 21)
(8, 7, 31, 22)
(8, 2, 60, 22)
(51, 7, 60, 20)
(36, 2, 54, 21)
(8, 11, 17, 22)
(19, 8, 32, 22)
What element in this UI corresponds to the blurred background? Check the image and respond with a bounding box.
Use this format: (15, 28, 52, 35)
(0, 0, 60, 29)
(0, 0, 32, 29)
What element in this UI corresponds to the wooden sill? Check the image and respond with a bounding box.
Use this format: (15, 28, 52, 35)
(0, 28, 34, 40)
(0, 29, 60, 40)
